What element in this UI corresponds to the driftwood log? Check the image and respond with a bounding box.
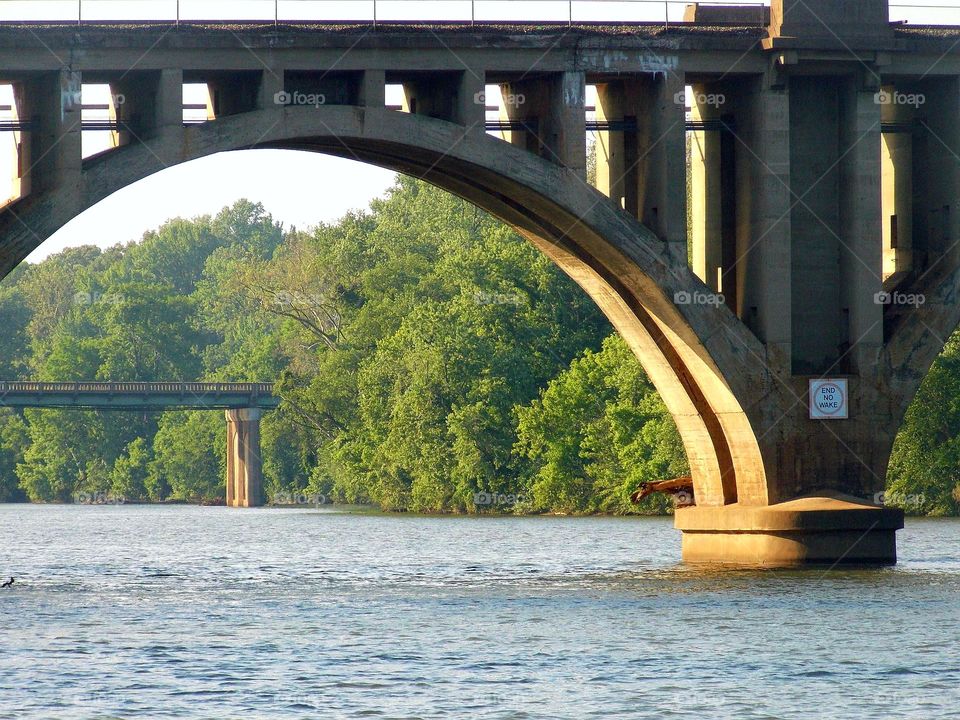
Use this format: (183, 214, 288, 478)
(630, 476, 695, 507)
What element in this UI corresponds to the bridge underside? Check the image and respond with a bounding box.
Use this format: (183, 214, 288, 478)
(6, 0, 960, 562)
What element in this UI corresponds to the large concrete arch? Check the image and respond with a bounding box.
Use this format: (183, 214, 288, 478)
(0, 104, 767, 508)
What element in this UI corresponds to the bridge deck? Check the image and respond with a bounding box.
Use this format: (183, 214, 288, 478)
(0, 382, 280, 410)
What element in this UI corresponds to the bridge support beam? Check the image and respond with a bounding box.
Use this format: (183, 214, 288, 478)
(225, 408, 263, 508)
(14, 69, 82, 199)
(594, 80, 641, 215)
(593, 75, 686, 255)
(500, 72, 586, 177)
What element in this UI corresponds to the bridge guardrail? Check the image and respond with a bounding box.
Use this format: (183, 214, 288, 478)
(0, 0, 760, 27)
(0, 381, 275, 394)
(0, 1, 955, 29)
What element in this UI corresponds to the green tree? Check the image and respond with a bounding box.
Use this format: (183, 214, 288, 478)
(149, 411, 225, 502)
(887, 332, 960, 515)
(111, 437, 152, 501)
(515, 334, 687, 514)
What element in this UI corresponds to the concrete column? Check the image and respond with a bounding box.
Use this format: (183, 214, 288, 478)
(839, 77, 883, 373)
(500, 72, 586, 177)
(636, 74, 687, 258)
(358, 69, 385, 108)
(142, 68, 185, 165)
(402, 71, 486, 128)
(454, 71, 485, 128)
(788, 76, 841, 375)
(913, 77, 960, 275)
(735, 77, 791, 364)
(257, 68, 284, 110)
(594, 80, 640, 216)
(108, 71, 176, 147)
(156, 69, 183, 134)
(690, 86, 724, 291)
(554, 72, 586, 178)
(225, 407, 264, 508)
(14, 69, 82, 197)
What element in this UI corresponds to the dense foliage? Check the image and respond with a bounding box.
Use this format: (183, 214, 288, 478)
(887, 334, 960, 516)
(0, 175, 955, 516)
(0, 178, 685, 513)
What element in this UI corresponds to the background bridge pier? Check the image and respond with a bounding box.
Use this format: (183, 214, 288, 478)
(225, 408, 264, 508)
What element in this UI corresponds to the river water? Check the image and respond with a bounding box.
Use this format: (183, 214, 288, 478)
(0, 505, 957, 719)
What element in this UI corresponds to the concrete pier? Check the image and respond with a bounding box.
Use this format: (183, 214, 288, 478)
(676, 494, 904, 565)
(225, 408, 264, 508)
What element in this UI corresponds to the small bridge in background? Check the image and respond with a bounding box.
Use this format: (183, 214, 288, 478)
(0, 381, 279, 507)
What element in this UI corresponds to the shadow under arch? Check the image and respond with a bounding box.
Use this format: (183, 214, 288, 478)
(0, 104, 769, 507)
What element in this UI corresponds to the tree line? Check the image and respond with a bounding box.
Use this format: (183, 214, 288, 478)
(0, 176, 954, 515)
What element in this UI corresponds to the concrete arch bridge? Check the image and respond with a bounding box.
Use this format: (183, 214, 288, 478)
(0, 0, 956, 563)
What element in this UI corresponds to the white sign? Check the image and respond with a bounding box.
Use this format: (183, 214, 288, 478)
(809, 379, 848, 420)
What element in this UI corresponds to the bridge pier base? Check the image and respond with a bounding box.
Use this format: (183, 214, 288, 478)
(675, 495, 904, 566)
(225, 408, 264, 508)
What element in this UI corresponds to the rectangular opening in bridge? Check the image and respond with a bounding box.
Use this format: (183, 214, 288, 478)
(0, 84, 20, 205)
(282, 71, 362, 107)
(879, 83, 915, 282)
(482, 84, 519, 141)
(687, 83, 737, 310)
(183, 83, 212, 125)
(80, 84, 119, 159)
(584, 84, 602, 194)
(183, 71, 259, 121)
(388, 72, 465, 123)
(385, 84, 405, 112)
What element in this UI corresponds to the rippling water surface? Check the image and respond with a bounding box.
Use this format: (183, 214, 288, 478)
(0, 505, 958, 719)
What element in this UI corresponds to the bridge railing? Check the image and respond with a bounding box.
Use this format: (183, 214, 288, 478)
(0, 1, 955, 28)
(0, 381, 275, 394)
(0, 0, 749, 26)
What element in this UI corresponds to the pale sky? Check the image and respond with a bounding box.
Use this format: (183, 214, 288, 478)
(3, 1, 958, 261)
